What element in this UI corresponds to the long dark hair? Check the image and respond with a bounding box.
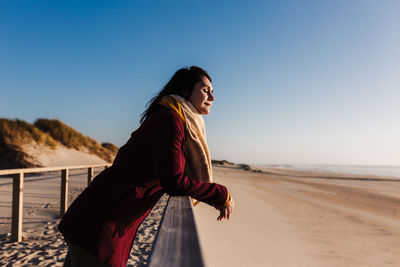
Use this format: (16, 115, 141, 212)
(140, 66, 212, 124)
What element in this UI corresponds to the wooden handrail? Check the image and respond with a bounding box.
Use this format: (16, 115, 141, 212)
(0, 163, 111, 242)
(0, 163, 111, 176)
(148, 196, 205, 267)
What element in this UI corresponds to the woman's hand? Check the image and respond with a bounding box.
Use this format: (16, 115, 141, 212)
(216, 195, 235, 221)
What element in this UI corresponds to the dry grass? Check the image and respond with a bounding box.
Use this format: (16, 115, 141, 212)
(0, 119, 58, 148)
(211, 159, 235, 165)
(0, 119, 53, 169)
(0, 118, 118, 169)
(34, 119, 117, 163)
(102, 142, 119, 154)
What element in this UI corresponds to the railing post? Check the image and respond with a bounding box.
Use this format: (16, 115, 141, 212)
(87, 167, 94, 185)
(60, 169, 69, 217)
(12, 173, 24, 242)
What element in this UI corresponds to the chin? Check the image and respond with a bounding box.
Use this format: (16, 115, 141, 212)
(195, 104, 211, 115)
(202, 105, 211, 115)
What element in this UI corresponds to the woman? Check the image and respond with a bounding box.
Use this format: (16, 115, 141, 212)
(58, 66, 234, 267)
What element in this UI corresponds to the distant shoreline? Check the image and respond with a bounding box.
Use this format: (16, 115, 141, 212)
(253, 163, 400, 179)
(212, 160, 400, 180)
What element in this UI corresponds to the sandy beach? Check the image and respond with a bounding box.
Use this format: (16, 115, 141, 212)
(193, 165, 400, 267)
(1, 164, 400, 266)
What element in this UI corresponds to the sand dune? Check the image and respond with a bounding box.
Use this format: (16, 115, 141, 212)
(23, 143, 108, 167)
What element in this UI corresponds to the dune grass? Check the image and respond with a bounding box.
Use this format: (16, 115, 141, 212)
(34, 119, 117, 162)
(0, 119, 56, 169)
(101, 142, 119, 154)
(211, 159, 235, 165)
(0, 119, 58, 148)
(0, 118, 118, 169)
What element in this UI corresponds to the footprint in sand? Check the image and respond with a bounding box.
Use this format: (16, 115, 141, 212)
(43, 203, 52, 208)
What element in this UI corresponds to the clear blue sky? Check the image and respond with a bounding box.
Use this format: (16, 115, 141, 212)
(1, 1, 399, 165)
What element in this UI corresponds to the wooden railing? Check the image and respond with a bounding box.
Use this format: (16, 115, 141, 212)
(148, 196, 205, 267)
(0, 164, 111, 242)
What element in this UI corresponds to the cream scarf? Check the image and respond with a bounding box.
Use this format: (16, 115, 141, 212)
(159, 95, 213, 185)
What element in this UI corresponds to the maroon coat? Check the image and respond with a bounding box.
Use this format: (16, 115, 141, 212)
(58, 106, 228, 267)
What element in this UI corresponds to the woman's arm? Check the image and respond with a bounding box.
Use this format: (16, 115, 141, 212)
(150, 109, 228, 208)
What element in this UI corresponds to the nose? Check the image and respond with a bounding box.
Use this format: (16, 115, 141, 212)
(208, 92, 215, 101)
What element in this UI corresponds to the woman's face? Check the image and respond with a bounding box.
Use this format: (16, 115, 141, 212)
(189, 76, 214, 115)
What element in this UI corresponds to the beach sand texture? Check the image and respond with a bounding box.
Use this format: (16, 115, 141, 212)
(1, 165, 399, 266)
(0, 169, 167, 267)
(193, 166, 400, 267)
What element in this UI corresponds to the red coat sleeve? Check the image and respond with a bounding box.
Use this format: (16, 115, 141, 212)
(149, 109, 228, 208)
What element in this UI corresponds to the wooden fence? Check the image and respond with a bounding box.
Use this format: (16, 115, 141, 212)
(0, 164, 111, 242)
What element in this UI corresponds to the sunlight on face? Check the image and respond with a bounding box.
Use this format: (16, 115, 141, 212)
(189, 76, 214, 115)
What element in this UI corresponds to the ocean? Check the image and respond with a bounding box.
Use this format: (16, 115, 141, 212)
(254, 164, 400, 178)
